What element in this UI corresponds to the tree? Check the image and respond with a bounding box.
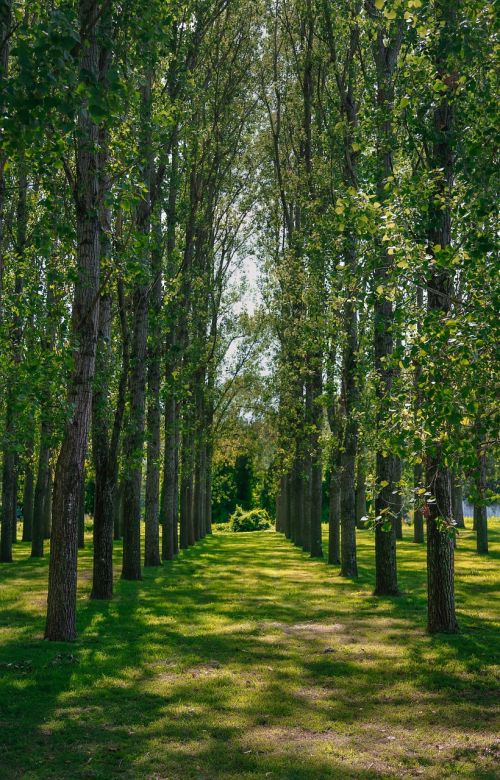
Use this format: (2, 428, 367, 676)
(45, 0, 102, 641)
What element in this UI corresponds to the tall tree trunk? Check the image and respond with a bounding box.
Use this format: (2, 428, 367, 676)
(413, 288, 424, 544)
(339, 192, 359, 575)
(355, 457, 366, 529)
(45, 0, 101, 641)
(426, 457, 457, 633)
(474, 438, 488, 554)
(113, 478, 123, 540)
(161, 393, 177, 560)
(393, 457, 403, 540)
(90, 4, 116, 599)
(43, 466, 53, 539)
(328, 456, 341, 566)
(160, 119, 180, 561)
(144, 220, 162, 567)
(1, 161, 27, 561)
(0, 0, 12, 322)
(1, 401, 15, 562)
(310, 369, 323, 558)
(121, 73, 153, 581)
(451, 473, 465, 529)
(425, 0, 459, 635)
(11, 455, 18, 544)
(112, 277, 130, 543)
(91, 293, 115, 598)
(340, 288, 358, 578)
(78, 471, 85, 549)
(31, 430, 50, 558)
(22, 439, 35, 542)
(413, 460, 424, 543)
(372, 18, 402, 596)
(180, 428, 194, 549)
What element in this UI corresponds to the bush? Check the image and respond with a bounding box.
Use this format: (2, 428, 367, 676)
(229, 506, 273, 532)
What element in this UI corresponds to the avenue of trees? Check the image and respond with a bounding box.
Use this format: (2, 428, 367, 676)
(0, 0, 497, 641)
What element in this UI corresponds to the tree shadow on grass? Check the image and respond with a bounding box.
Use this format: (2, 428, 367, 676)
(0, 527, 498, 779)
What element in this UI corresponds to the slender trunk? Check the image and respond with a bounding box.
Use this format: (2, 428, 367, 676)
(426, 456, 457, 633)
(161, 120, 180, 561)
(413, 288, 424, 543)
(161, 393, 177, 560)
(43, 466, 53, 539)
(91, 290, 114, 598)
(78, 472, 85, 549)
(31, 434, 50, 557)
(144, 222, 162, 567)
(121, 74, 153, 581)
(310, 372, 323, 558)
(372, 22, 402, 595)
(413, 460, 424, 543)
(328, 458, 341, 566)
(45, 0, 101, 641)
(475, 441, 488, 554)
(355, 458, 366, 529)
(113, 479, 123, 540)
(322, 12, 361, 579)
(0, 0, 12, 322)
(393, 457, 403, 540)
(1, 402, 15, 561)
(112, 277, 130, 542)
(425, 0, 459, 635)
(22, 440, 35, 542)
(451, 474, 465, 529)
(340, 247, 358, 578)
(11, 456, 18, 544)
(173, 412, 180, 552)
(91, 11, 115, 599)
(204, 395, 214, 536)
(1, 161, 27, 561)
(180, 429, 194, 549)
(291, 457, 303, 548)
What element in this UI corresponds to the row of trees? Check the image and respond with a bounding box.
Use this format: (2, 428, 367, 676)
(261, 0, 497, 633)
(0, 0, 261, 640)
(0, 0, 497, 642)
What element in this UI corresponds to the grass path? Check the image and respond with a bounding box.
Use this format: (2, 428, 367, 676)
(0, 522, 499, 779)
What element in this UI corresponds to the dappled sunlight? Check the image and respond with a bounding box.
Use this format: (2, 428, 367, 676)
(0, 522, 498, 778)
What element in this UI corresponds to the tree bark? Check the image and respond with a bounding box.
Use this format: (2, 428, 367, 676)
(1, 161, 27, 561)
(91, 293, 115, 599)
(43, 466, 53, 540)
(425, 0, 459, 635)
(45, 0, 101, 641)
(371, 18, 402, 594)
(22, 439, 35, 542)
(161, 392, 177, 560)
(121, 74, 153, 581)
(475, 445, 488, 555)
(0, 0, 12, 323)
(78, 472, 85, 549)
(144, 220, 162, 567)
(328, 460, 341, 566)
(426, 457, 458, 633)
(355, 457, 366, 529)
(31, 430, 50, 558)
(451, 473, 465, 529)
(340, 289, 358, 578)
(413, 460, 424, 543)
(90, 4, 116, 599)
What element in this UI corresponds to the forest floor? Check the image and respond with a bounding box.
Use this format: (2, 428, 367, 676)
(0, 520, 499, 780)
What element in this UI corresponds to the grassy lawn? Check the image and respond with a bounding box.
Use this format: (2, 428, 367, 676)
(0, 520, 498, 779)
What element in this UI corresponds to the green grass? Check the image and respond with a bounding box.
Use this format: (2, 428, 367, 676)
(0, 520, 499, 779)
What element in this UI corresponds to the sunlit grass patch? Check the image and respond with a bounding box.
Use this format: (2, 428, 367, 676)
(0, 519, 498, 779)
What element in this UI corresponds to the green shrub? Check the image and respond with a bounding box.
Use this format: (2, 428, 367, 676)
(229, 506, 273, 532)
